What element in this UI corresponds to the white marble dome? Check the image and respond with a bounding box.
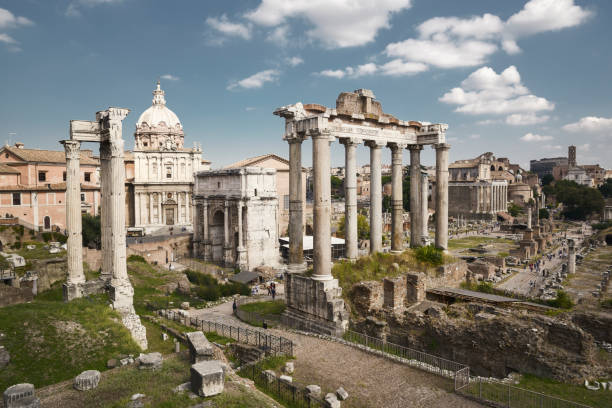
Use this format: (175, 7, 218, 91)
(136, 81, 182, 130)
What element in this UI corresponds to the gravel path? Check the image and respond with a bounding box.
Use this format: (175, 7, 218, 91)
(188, 299, 484, 408)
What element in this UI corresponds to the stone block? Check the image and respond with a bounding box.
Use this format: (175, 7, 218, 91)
(186, 331, 214, 364)
(107, 358, 118, 368)
(335, 387, 349, 400)
(324, 392, 341, 408)
(3, 383, 40, 408)
(283, 361, 294, 374)
(137, 352, 162, 370)
(383, 276, 406, 310)
(190, 361, 225, 397)
(306, 385, 321, 398)
(406, 273, 425, 303)
(181, 302, 190, 310)
(263, 370, 276, 383)
(279, 375, 292, 383)
(0, 346, 10, 368)
(74, 370, 101, 391)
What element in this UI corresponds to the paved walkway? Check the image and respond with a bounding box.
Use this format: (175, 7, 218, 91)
(186, 298, 483, 408)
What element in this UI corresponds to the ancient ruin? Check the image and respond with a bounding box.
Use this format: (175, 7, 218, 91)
(62, 107, 147, 349)
(275, 89, 449, 335)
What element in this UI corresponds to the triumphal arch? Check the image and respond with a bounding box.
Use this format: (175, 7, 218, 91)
(61, 107, 147, 349)
(275, 89, 449, 335)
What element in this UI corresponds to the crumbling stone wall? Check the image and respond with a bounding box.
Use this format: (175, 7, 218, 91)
(0, 284, 33, 307)
(33, 258, 67, 292)
(349, 281, 383, 316)
(406, 273, 426, 303)
(571, 312, 612, 344)
(383, 276, 406, 310)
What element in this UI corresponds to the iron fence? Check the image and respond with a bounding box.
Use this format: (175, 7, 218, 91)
(343, 330, 467, 379)
(158, 309, 293, 356)
(240, 362, 326, 408)
(457, 377, 593, 408)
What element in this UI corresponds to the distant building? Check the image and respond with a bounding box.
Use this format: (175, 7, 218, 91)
(0, 143, 100, 231)
(530, 156, 568, 179)
(552, 146, 601, 187)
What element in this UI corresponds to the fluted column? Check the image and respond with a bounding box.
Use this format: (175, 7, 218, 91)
(223, 200, 232, 266)
(367, 141, 384, 253)
(287, 137, 306, 272)
(312, 131, 333, 280)
(100, 142, 112, 281)
(390, 143, 405, 252)
(435, 143, 450, 250)
(421, 172, 429, 241)
(341, 138, 359, 260)
(236, 200, 247, 270)
(409, 145, 423, 247)
(62, 140, 85, 301)
(203, 200, 210, 261)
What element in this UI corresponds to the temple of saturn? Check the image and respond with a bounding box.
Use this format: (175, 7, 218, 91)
(61, 107, 148, 349)
(274, 89, 449, 335)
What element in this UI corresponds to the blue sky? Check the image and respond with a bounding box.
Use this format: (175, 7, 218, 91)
(0, 0, 611, 169)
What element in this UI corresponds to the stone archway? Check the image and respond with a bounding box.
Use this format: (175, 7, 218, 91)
(210, 209, 224, 262)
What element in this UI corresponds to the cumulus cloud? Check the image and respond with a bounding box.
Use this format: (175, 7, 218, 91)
(505, 0, 592, 39)
(65, 0, 126, 17)
(562, 116, 612, 133)
(0, 8, 34, 29)
(206, 15, 251, 41)
(521, 133, 553, 142)
(245, 0, 412, 48)
(227, 69, 280, 90)
(505, 112, 549, 125)
(317, 60, 426, 79)
(285, 56, 303, 67)
(0, 33, 16, 44)
(160, 74, 179, 81)
(439, 66, 554, 116)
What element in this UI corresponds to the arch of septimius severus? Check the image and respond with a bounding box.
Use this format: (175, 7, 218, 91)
(61, 107, 147, 349)
(275, 89, 449, 335)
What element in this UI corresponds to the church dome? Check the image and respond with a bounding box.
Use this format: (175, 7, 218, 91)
(136, 81, 182, 131)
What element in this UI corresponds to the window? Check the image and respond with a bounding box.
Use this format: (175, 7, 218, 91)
(84, 172, 91, 182)
(217, 182, 221, 188)
(81, 193, 85, 202)
(63, 171, 66, 181)
(12, 193, 20, 206)
(38, 171, 46, 182)
(5, 153, 8, 158)
(166, 166, 172, 179)
(254, 188, 258, 197)
(143, 142, 148, 147)
(284, 195, 290, 210)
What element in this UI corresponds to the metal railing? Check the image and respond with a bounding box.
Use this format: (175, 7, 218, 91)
(158, 309, 293, 356)
(343, 330, 468, 379)
(457, 377, 593, 408)
(240, 362, 325, 408)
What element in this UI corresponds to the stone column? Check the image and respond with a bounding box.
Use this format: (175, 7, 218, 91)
(367, 141, 384, 253)
(435, 144, 449, 250)
(100, 142, 112, 281)
(390, 143, 405, 252)
(341, 138, 359, 260)
(287, 137, 306, 272)
(409, 145, 423, 247)
(193, 201, 200, 256)
(567, 239, 576, 275)
(236, 200, 247, 270)
(527, 206, 532, 229)
(421, 172, 429, 242)
(312, 131, 333, 280)
(157, 195, 162, 225)
(223, 200, 232, 266)
(62, 140, 85, 301)
(203, 200, 211, 261)
(134, 192, 141, 226)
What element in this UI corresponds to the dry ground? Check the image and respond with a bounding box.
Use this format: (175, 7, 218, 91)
(566, 244, 612, 311)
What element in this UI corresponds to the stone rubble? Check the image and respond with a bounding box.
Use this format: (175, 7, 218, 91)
(335, 387, 349, 401)
(190, 360, 225, 397)
(137, 352, 163, 370)
(283, 361, 294, 374)
(3, 383, 40, 408)
(74, 370, 101, 391)
(306, 385, 321, 398)
(279, 375, 292, 383)
(0, 345, 10, 368)
(324, 392, 341, 408)
(186, 331, 214, 364)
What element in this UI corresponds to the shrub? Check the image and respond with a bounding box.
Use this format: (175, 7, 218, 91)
(127, 254, 147, 263)
(220, 281, 250, 297)
(414, 245, 444, 266)
(42, 231, 67, 244)
(11, 241, 22, 249)
(185, 269, 218, 286)
(592, 221, 612, 231)
(547, 290, 574, 309)
(476, 281, 494, 294)
(194, 285, 221, 301)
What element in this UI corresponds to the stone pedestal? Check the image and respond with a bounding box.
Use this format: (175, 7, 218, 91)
(3, 383, 40, 408)
(74, 370, 101, 391)
(186, 331, 214, 364)
(281, 272, 348, 336)
(190, 361, 225, 397)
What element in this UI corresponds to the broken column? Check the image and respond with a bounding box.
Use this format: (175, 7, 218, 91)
(568, 239, 576, 275)
(406, 273, 426, 303)
(383, 276, 406, 310)
(62, 139, 86, 301)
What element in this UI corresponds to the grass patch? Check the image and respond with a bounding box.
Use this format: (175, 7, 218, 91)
(238, 300, 285, 315)
(518, 373, 612, 408)
(15, 240, 66, 260)
(448, 236, 513, 250)
(0, 293, 141, 391)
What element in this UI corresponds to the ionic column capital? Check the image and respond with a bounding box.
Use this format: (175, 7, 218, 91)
(61, 140, 81, 160)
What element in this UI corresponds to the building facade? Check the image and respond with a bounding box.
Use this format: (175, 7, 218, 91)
(125, 81, 209, 235)
(192, 167, 279, 271)
(0, 143, 100, 231)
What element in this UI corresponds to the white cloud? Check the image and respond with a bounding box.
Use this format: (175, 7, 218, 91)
(0, 33, 16, 44)
(65, 0, 125, 17)
(579, 143, 591, 152)
(0, 8, 34, 29)
(245, 0, 412, 48)
(505, 112, 549, 125)
(266, 25, 289, 46)
(469, 134, 481, 139)
(521, 133, 553, 142)
(542, 144, 562, 150)
(562, 116, 612, 133)
(378, 59, 428, 76)
(319, 69, 346, 79)
(476, 119, 499, 125)
(505, 0, 592, 39)
(245, 107, 256, 111)
(317, 60, 426, 79)
(440, 66, 554, 115)
(206, 15, 251, 40)
(227, 69, 280, 90)
(285, 56, 303, 67)
(160, 74, 179, 81)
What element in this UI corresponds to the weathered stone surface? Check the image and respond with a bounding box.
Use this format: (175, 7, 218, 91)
(127, 393, 145, 408)
(0, 346, 10, 368)
(107, 358, 118, 368)
(335, 387, 349, 400)
(324, 392, 341, 408)
(3, 383, 40, 408)
(263, 370, 276, 383)
(186, 331, 214, 364)
(74, 370, 101, 391)
(283, 361, 294, 374)
(180, 302, 190, 310)
(279, 375, 292, 383)
(190, 361, 224, 397)
(306, 384, 321, 398)
(137, 352, 162, 370)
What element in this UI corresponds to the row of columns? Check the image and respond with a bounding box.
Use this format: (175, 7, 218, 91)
(286, 133, 449, 281)
(491, 184, 507, 213)
(134, 191, 191, 226)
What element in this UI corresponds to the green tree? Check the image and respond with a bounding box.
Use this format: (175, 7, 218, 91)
(541, 174, 554, 186)
(336, 214, 370, 240)
(330, 175, 344, 197)
(599, 178, 612, 198)
(82, 213, 101, 248)
(554, 180, 604, 220)
(507, 202, 523, 217)
(382, 195, 392, 213)
(538, 208, 550, 219)
(381, 175, 392, 186)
